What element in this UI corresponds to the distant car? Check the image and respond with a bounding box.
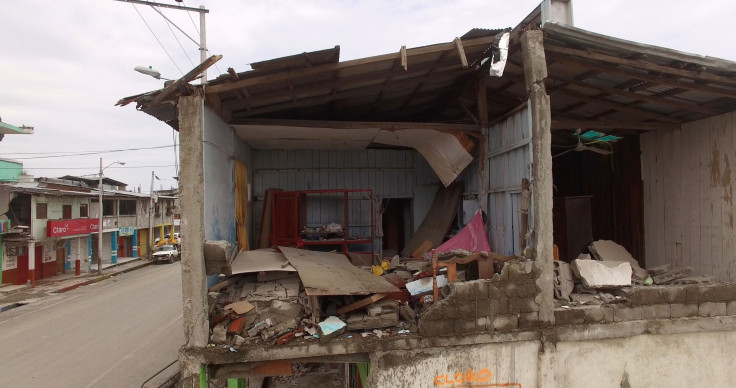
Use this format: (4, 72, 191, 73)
(152, 244, 179, 264)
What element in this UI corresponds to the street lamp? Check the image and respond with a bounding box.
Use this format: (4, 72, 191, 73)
(98, 158, 125, 276)
(134, 65, 172, 81)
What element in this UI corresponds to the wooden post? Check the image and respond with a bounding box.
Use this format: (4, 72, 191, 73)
(432, 249, 439, 301)
(521, 30, 554, 324)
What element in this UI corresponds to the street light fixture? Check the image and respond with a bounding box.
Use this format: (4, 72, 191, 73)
(98, 158, 125, 276)
(134, 65, 172, 81)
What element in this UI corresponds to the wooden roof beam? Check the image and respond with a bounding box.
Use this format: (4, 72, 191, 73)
(546, 53, 736, 99)
(206, 36, 494, 94)
(454, 38, 469, 69)
(551, 88, 683, 123)
(544, 43, 736, 88)
(551, 119, 679, 131)
(231, 118, 480, 132)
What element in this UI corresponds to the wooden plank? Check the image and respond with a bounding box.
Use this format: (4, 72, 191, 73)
(553, 88, 682, 124)
(454, 38, 469, 69)
(150, 54, 222, 106)
(720, 112, 734, 281)
(544, 44, 736, 88)
(730, 111, 736, 281)
(671, 126, 684, 268)
(401, 182, 463, 257)
(400, 46, 407, 71)
(278, 247, 399, 296)
(206, 36, 494, 94)
(683, 121, 700, 276)
(551, 119, 678, 132)
(640, 132, 654, 266)
(258, 189, 282, 249)
(336, 294, 387, 315)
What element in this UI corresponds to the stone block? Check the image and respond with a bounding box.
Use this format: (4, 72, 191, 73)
(581, 305, 605, 323)
(476, 300, 493, 317)
(659, 287, 687, 304)
(503, 282, 518, 298)
(554, 308, 585, 325)
(710, 284, 736, 302)
(452, 300, 478, 319)
(685, 286, 700, 303)
(492, 314, 519, 331)
(497, 297, 509, 314)
(670, 303, 698, 318)
(630, 287, 663, 306)
(571, 259, 632, 288)
(418, 318, 455, 337)
(641, 305, 670, 320)
(455, 317, 484, 334)
(488, 284, 503, 299)
(457, 281, 489, 301)
(613, 306, 642, 322)
(509, 297, 539, 313)
(519, 312, 539, 328)
(517, 280, 538, 298)
(728, 301, 736, 316)
(698, 302, 727, 317)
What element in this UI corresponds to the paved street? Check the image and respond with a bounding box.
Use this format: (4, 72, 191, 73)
(0, 262, 184, 387)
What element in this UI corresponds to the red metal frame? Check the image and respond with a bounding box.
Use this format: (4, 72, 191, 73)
(271, 189, 374, 255)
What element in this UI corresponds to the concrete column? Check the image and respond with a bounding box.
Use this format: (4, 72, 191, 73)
(178, 94, 208, 384)
(521, 30, 554, 324)
(132, 229, 139, 258)
(111, 231, 118, 264)
(28, 241, 35, 286)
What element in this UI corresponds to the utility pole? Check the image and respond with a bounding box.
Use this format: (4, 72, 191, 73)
(149, 172, 157, 261)
(114, 0, 209, 82)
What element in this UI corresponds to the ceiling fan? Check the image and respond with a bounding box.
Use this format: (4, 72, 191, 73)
(553, 128, 613, 158)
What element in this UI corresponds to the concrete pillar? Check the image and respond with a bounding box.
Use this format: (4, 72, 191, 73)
(178, 94, 208, 384)
(111, 231, 118, 264)
(132, 229, 139, 258)
(28, 241, 35, 286)
(521, 30, 554, 324)
(541, 0, 574, 27)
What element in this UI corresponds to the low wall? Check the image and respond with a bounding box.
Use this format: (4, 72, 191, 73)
(368, 321, 736, 387)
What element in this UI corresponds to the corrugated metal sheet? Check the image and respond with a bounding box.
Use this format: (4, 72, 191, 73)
(641, 110, 736, 282)
(486, 107, 532, 256)
(252, 149, 416, 245)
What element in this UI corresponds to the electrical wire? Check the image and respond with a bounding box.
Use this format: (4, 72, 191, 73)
(6, 145, 176, 160)
(182, 1, 223, 75)
(0, 164, 178, 170)
(158, 7, 195, 68)
(131, 3, 184, 76)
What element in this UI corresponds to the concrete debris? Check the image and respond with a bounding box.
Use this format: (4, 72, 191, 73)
(647, 263, 671, 276)
(406, 275, 448, 295)
(261, 318, 298, 341)
(652, 266, 693, 285)
(577, 253, 591, 261)
(589, 240, 648, 279)
(667, 275, 716, 285)
(554, 261, 574, 301)
(204, 240, 234, 276)
(211, 325, 227, 344)
(317, 316, 346, 343)
(571, 259, 632, 288)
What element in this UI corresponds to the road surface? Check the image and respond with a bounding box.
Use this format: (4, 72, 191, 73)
(0, 262, 184, 387)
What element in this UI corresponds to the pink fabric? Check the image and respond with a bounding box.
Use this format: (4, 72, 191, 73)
(436, 210, 491, 253)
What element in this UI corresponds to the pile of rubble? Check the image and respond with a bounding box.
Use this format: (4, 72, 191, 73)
(204, 242, 507, 349)
(554, 240, 716, 305)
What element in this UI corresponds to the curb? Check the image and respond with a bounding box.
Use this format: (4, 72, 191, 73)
(0, 285, 31, 297)
(55, 261, 152, 294)
(0, 302, 22, 312)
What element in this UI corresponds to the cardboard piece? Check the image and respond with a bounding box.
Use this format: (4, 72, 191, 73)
(224, 300, 255, 315)
(230, 249, 296, 275)
(279, 247, 399, 296)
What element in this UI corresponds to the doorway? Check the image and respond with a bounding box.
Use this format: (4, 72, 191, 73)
(56, 241, 66, 275)
(381, 198, 412, 256)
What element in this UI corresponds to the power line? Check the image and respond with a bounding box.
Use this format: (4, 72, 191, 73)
(131, 3, 184, 76)
(158, 7, 196, 68)
(2, 164, 178, 170)
(182, 0, 222, 75)
(5, 145, 176, 159)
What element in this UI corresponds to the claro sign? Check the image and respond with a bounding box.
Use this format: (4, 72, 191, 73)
(47, 218, 99, 237)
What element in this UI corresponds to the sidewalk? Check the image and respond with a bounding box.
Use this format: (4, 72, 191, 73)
(0, 257, 152, 309)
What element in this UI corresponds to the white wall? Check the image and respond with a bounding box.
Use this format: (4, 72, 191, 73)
(641, 110, 736, 280)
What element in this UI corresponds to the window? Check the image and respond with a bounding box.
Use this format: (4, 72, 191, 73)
(62, 204, 72, 219)
(80, 204, 88, 218)
(119, 200, 137, 216)
(36, 203, 47, 219)
(103, 199, 116, 216)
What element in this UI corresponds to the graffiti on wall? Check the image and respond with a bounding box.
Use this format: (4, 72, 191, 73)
(433, 369, 521, 387)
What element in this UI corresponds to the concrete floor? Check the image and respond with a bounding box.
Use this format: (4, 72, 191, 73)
(0, 262, 184, 387)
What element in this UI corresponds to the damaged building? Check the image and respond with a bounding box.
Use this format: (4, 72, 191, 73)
(119, 1, 736, 386)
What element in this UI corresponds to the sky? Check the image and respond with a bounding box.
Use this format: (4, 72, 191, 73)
(2, 0, 735, 193)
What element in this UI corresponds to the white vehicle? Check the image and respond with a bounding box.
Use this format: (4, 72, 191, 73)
(152, 244, 180, 264)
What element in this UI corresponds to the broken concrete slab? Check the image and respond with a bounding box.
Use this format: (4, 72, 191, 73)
(346, 311, 399, 331)
(317, 316, 346, 343)
(571, 259, 632, 288)
(204, 240, 234, 276)
(652, 266, 693, 285)
(406, 275, 448, 296)
(589, 240, 647, 279)
(554, 261, 574, 301)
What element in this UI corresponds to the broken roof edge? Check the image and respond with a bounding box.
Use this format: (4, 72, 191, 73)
(542, 22, 736, 73)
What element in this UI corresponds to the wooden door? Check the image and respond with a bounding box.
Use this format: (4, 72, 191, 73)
(271, 192, 299, 246)
(16, 253, 28, 285)
(56, 244, 65, 275)
(35, 245, 43, 280)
